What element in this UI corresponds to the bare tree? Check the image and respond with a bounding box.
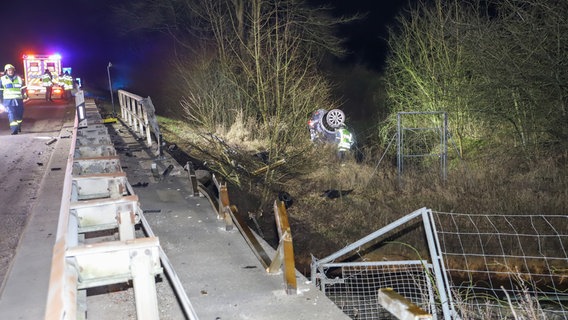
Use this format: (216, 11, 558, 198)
(383, 0, 488, 156)
(113, 0, 352, 187)
(178, 0, 349, 187)
(473, 0, 568, 152)
(383, 0, 568, 158)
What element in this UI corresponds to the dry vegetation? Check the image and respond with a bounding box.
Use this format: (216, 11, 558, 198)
(106, 0, 567, 317)
(158, 116, 568, 275)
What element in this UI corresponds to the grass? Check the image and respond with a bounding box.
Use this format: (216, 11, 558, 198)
(157, 116, 568, 273)
(153, 111, 568, 319)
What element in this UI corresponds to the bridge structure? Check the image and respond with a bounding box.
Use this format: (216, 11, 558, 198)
(0, 91, 350, 320)
(3, 89, 566, 320)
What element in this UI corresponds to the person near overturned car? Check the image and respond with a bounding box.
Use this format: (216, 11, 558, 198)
(0, 64, 26, 135)
(335, 124, 354, 162)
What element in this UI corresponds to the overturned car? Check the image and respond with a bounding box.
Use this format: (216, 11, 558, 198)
(308, 108, 346, 143)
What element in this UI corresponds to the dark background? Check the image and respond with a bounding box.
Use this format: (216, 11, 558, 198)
(309, 0, 407, 70)
(0, 0, 408, 94)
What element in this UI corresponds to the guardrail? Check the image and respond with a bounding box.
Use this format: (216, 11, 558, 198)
(45, 90, 199, 320)
(197, 173, 298, 294)
(117, 89, 163, 156)
(116, 86, 302, 302)
(44, 87, 300, 319)
(118, 89, 298, 294)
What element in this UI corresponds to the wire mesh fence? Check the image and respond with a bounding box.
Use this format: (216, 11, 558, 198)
(317, 261, 438, 320)
(312, 208, 568, 320)
(432, 211, 568, 319)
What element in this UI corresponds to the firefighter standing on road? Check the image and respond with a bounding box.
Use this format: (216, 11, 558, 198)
(42, 69, 53, 101)
(0, 64, 25, 135)
(52, 72, 60, 94)
(62, 71, 73, 100)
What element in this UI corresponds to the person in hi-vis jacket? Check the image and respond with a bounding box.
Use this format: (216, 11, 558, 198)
(0, 64, 26, 135)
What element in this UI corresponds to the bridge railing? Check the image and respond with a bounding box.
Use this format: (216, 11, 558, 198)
(117, 89, 163, 156)
(45, 90, 199, 320)
(117, 90, 298, 295)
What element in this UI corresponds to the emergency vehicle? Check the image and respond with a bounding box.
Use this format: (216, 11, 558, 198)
(22, 53, 65, 99)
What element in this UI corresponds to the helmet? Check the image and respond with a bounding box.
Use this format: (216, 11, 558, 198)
(4, 64, 15, 72)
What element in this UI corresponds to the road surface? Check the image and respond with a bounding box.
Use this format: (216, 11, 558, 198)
(0, 98, 74, 290)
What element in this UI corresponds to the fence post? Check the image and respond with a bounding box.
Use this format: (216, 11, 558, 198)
(421, 209, 454, 320)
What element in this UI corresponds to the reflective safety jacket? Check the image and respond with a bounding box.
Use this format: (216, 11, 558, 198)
(62, 74, 73, 90)
(0, 75, 24, 100)
(336, 128, 353, 151)
(42, 72, 53, 87)
(52, 74, 60, 86)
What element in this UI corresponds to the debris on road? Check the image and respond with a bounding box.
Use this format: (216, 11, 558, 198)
(320, 189, 353, 199)
(132, 182, 149, 188)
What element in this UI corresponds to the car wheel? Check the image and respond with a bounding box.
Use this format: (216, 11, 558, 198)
(326, 109, 345, 128)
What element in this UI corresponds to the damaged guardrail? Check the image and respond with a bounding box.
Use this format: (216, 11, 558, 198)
(117, 89, 163, 156)
(198, 173, 298, 295)
(117, 89, 298, 295)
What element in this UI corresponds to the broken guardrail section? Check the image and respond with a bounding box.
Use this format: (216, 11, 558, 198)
(199, 174, 298, 295)
(118, 89, 163, 157)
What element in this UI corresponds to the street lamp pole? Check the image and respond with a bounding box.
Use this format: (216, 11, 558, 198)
(107, 62, 115, 115)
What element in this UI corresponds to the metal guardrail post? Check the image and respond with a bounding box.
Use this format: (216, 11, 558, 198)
(131, 245, 161, 320)
(218, 184, 234, 230)
(76, 90, 87, 128)
(269, 200, 297, 295)
(185, 162, 201, 197)
(69, 195, 140, 239)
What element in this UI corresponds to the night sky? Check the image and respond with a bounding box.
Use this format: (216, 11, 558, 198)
(1, 0, 118, 91)
(0, 0, 408, 92)
(310, 0, 408, 70)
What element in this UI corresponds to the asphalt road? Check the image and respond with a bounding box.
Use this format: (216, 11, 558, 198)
(0, 98, 74, 290)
